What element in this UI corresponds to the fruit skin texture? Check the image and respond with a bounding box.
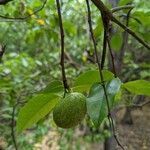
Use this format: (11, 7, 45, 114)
(53, 92, 86, 128)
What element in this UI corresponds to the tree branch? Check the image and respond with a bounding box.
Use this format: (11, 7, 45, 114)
(112, 17, 150, 50)
(107, 36, 117, 77)
(90, 0, 150, 50)
(55, 0, 69, 93)
(11, 103, 18, 150)
(101, 29, 107, 69)
(132, 100, 150, 109)
(0, 44, 6, 62)
(118, 7, 133, 72)
(111, 5, 134, 13)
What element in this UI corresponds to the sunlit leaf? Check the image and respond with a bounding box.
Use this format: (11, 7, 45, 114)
(122, 80, 150, 96)
(73, 70, 114, 92)
(38, 80, 64, 95)
(17, 94, 59, 133)
(37, 19, 45, 25)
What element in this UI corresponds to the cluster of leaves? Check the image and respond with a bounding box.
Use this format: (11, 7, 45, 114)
(17, 69, 150, 133)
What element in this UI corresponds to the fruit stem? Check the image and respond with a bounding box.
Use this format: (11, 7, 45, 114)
(55, 0, 70, 94)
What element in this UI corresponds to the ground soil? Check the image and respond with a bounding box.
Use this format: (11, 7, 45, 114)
(34, 104, 150, 150)
(116, 105, 150, 150)
(91, 105, 150, 150)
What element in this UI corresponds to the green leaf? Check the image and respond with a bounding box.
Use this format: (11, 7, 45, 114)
(119, 0, 133, 6)
(73, 70, 114, 92)
(86, 83, 105, 127)
(38, 80, 64, 95)
(122, 80, 150, 96)
(107, 77, 122, 107)
(86, 78, 122, 127)
(94, 18, 103, 38)
(17, 94, 59, 133)
(110, 33, 123, 52)
(0, 79, 11, 88)
(64, 21, 77, 36)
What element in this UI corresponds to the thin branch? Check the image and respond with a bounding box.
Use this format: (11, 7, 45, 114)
(132, 100, 150, 109)
(101, 29, 107, 69)
(0, 44, 6, 62)
(115, 100, 150, 112)
(0, 0, 47, 22)
(100, 1, 110, 70)
(118, 7, 133, 71)
(112, 17, 150, 50)
(107, 36, 117, 77)
(85, 0, 124, 149)
(90, 0, 150, 50)
(111, 5, 134, 13)
(11, 94, 26, 150)
(11, 103, 18, 150)
(64, 52, 81, 70)
(55, 0, 69, 93)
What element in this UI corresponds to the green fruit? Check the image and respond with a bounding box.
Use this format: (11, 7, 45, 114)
(53, 92, 86, 128)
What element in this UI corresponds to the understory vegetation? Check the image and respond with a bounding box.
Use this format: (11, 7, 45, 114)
(0, 0, 150, 149)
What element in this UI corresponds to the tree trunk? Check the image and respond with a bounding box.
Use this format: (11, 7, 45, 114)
(104, 124, 116, 150)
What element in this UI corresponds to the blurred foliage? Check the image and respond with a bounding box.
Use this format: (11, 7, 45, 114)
(0, 0, 149, 149)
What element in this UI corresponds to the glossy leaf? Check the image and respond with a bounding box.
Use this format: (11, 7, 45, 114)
(122, 80, 150, 96)
(73, 70, 114, 92)
(17, 94, 59, 133)
(86, 83, 105, 127)
(107, 77, 122, 107)
(38, 80, 64, 95)
(86, 78, 122, 127)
